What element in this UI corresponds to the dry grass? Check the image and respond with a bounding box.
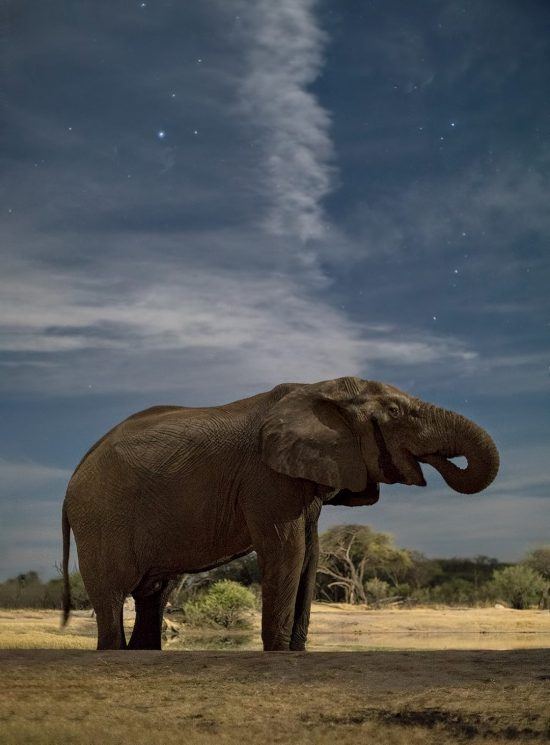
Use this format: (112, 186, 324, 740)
(1, 603, 549, 651)
(1, 606, 549, 743)
(305, 603, 550, 651)
(1, 648, 549, 744)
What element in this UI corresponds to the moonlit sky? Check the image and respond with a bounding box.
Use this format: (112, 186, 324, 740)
(1, 0, 549, 579)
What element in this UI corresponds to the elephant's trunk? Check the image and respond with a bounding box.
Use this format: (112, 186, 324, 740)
(418, 407, 499, 494)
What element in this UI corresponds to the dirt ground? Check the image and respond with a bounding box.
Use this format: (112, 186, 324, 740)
(1, 606, 549, 743)
(1, 648, 549, 744)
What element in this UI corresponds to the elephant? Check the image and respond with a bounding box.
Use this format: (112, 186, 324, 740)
(61, 376, 499, 651)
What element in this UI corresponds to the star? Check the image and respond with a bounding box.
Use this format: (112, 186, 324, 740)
(157, 130, 166, 139)
(170, 92, 176, 98)
(432, 315, 437, 321)
(140, 2, 147, 7)
(450, 121, 456, 127)
(193, 129, 199, 135)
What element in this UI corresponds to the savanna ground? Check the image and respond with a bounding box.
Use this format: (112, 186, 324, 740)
(1, 604, 549, 744)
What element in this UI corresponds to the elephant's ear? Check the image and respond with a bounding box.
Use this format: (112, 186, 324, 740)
(260, 379, 368, 492)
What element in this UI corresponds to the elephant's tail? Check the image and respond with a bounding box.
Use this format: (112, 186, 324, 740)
(61, 501, 71, 626)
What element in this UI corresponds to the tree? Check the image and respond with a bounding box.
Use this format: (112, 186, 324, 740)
(523, 547, 550, 580)
(489, 565, 546, 610)
(405, 550, 443, 590)
(317, 525, 412, 604)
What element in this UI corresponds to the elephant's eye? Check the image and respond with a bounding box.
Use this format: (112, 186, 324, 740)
(388, 403, 401, 417)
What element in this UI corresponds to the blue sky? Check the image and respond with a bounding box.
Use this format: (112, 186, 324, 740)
(1, 0, 549, 578)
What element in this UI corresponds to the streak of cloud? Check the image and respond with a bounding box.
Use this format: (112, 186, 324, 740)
(240, 0, 334, 245)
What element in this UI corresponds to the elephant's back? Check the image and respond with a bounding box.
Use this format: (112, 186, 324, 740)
(67, 387, 279, 488)
(70, 399, 259, 488)
(69, 406, 185, 480)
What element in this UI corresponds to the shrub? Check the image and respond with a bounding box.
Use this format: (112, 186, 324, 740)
(489, 565, 546, 609)
(365, 578, 390, 605)
(430, 578, 477, 606)
(183, 580, 256, 629)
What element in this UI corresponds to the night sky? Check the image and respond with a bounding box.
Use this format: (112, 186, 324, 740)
(1, 0, 549, 578)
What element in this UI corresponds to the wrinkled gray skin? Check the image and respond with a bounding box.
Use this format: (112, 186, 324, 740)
(62, 377, 499, 651)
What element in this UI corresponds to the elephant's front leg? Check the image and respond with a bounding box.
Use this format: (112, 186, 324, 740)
(249, 516, 306, 651)
(290, 506, 320, 651)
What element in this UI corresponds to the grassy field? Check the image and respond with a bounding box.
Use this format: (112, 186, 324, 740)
(1, 602, 549, 650)
(1, 605, 549, 743)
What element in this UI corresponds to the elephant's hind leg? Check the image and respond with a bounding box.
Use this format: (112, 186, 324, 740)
(128, 579, 170, 650)
(94, 593, 127, 650)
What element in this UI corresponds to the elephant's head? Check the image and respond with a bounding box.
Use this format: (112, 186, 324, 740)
(260, 377, 499, 503)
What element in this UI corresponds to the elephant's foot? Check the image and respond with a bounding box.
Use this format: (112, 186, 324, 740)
(289, 639, 306, 652)
(262, 633, 292, 651)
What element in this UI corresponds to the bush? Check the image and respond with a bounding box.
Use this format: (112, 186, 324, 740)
(430, 578, 478, 606)
(365, 578, 390, 606)
(183, 580, 256, 629)
(489, 565, 546, 609)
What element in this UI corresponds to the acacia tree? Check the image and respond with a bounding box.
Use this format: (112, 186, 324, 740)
(523, 547, 550, 579)
(316, 525, 412, 605)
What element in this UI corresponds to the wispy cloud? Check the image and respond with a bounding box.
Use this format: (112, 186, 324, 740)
(240, 0, 333, 245)
(0, 459, 70, 494)
(0, 462, 69, 577)
(0, 257, 477, 396)
(0, 499, 64, 579)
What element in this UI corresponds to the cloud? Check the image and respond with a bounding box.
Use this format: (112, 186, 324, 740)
(0, 500, 63, 579)
(0, 256, 477, 396)
(0, 466, 68, 578)
(240, 0, 334, 244)
(0, 460, 70, 494)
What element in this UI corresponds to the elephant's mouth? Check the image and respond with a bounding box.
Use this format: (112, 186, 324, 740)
(325, 482, 380, 506)
(372, 417, 404, 482)
(372, 418, 426, 486)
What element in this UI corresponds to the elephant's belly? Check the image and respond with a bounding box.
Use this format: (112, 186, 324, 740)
(136, 491, 253, 576)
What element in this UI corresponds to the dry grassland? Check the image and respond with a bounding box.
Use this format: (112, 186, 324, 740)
(1, 602, 549, 651)
(0, 605, 549, 744)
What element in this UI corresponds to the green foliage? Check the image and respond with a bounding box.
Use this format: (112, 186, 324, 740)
(429, 578, 478, 606)
(405, 551, 444, 589)
(1, 537, 547, 613)
(365, 577, 390, 605)
(0, 571, 90, 609)
(523, 547, 550, 580)
(489, 565, 547, 610)
(182, 580, 256, 629)
(207, 553, 260, 586)
(169, 554, 260, 608)
(435, 556, 502, 588)
(317, 524, 413, 604)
